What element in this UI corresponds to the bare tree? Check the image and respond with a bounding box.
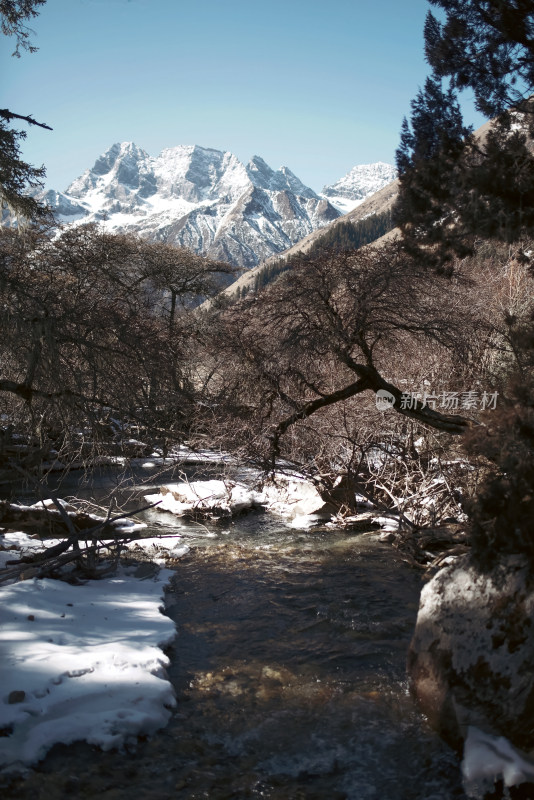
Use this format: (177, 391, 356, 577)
(202, 242, 480, 466)
(0, 223, 232, 473)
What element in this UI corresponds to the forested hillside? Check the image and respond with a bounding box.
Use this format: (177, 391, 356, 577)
(235, 208, 395, 298)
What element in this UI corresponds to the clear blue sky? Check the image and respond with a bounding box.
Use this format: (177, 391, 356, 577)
(2, 0, 486, 193)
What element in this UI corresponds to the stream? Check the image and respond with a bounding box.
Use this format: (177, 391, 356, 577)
(2, 466, 468, 799)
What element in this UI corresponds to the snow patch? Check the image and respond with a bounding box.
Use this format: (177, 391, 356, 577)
(0, 567, 176, 767)
(462, 726, 534, 798)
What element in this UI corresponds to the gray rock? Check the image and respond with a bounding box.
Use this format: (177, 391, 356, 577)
(408, 554, 534, 754)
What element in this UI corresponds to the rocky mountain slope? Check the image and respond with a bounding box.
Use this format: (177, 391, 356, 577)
(223, 177, 400, 298)
(38, 143, 395, 270)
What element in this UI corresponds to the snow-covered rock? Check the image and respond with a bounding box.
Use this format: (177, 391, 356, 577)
(37, 188, 88, 220)
(462, 726, 534, 799)
(145, 474, 330, 526)
(38, 143, 340, 269)
(259, 474, 329, 522)
(407, 554, 534, 797)
(321, 161, 397, 214)
(145, 479, 263, 517)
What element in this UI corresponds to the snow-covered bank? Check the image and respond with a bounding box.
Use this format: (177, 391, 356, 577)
(0, 564, 177, 769)
(144, 475, 413, 537)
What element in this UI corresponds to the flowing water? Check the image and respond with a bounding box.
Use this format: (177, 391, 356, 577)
(1, 468, 468, 799)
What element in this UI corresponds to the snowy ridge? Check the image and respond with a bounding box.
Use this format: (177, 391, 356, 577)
(321, 161, 397, 214)
(39, 143, 340, 269)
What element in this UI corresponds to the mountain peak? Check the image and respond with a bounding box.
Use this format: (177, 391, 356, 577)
(247, 156, 276, 188)
(322, 162, 397, 213)
(246, 157, 317, 198)
(277, 166, 317, 199)
(66, 141, 152, 200)
(91, 141, 148, 175)
(50, 142, 344, 269)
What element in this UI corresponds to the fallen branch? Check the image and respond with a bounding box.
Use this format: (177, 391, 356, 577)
(0, 462, 161, 583)
(8, 460, 82, 560)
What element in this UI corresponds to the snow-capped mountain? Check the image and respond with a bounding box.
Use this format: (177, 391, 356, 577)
(38, 146, 397, 268)
(321, 162, 397, 214)
(43, 143, 340, 269)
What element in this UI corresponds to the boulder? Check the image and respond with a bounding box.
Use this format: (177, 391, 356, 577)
(408, 554, 534, 756)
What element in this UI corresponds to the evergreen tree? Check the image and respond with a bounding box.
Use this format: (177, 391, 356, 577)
(307, 209, 394, 257)
(0, 114, 49, 220)
(395, 2, 534, 266)
(395, 76, 472, 266)
(424, 0, 534, 119)
(0, 0, 50, 221)
(1, 0, 46, 56)
(397, 0, 534, 566)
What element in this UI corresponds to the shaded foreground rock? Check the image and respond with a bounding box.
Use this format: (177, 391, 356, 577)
(408, 554, 534, 795)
